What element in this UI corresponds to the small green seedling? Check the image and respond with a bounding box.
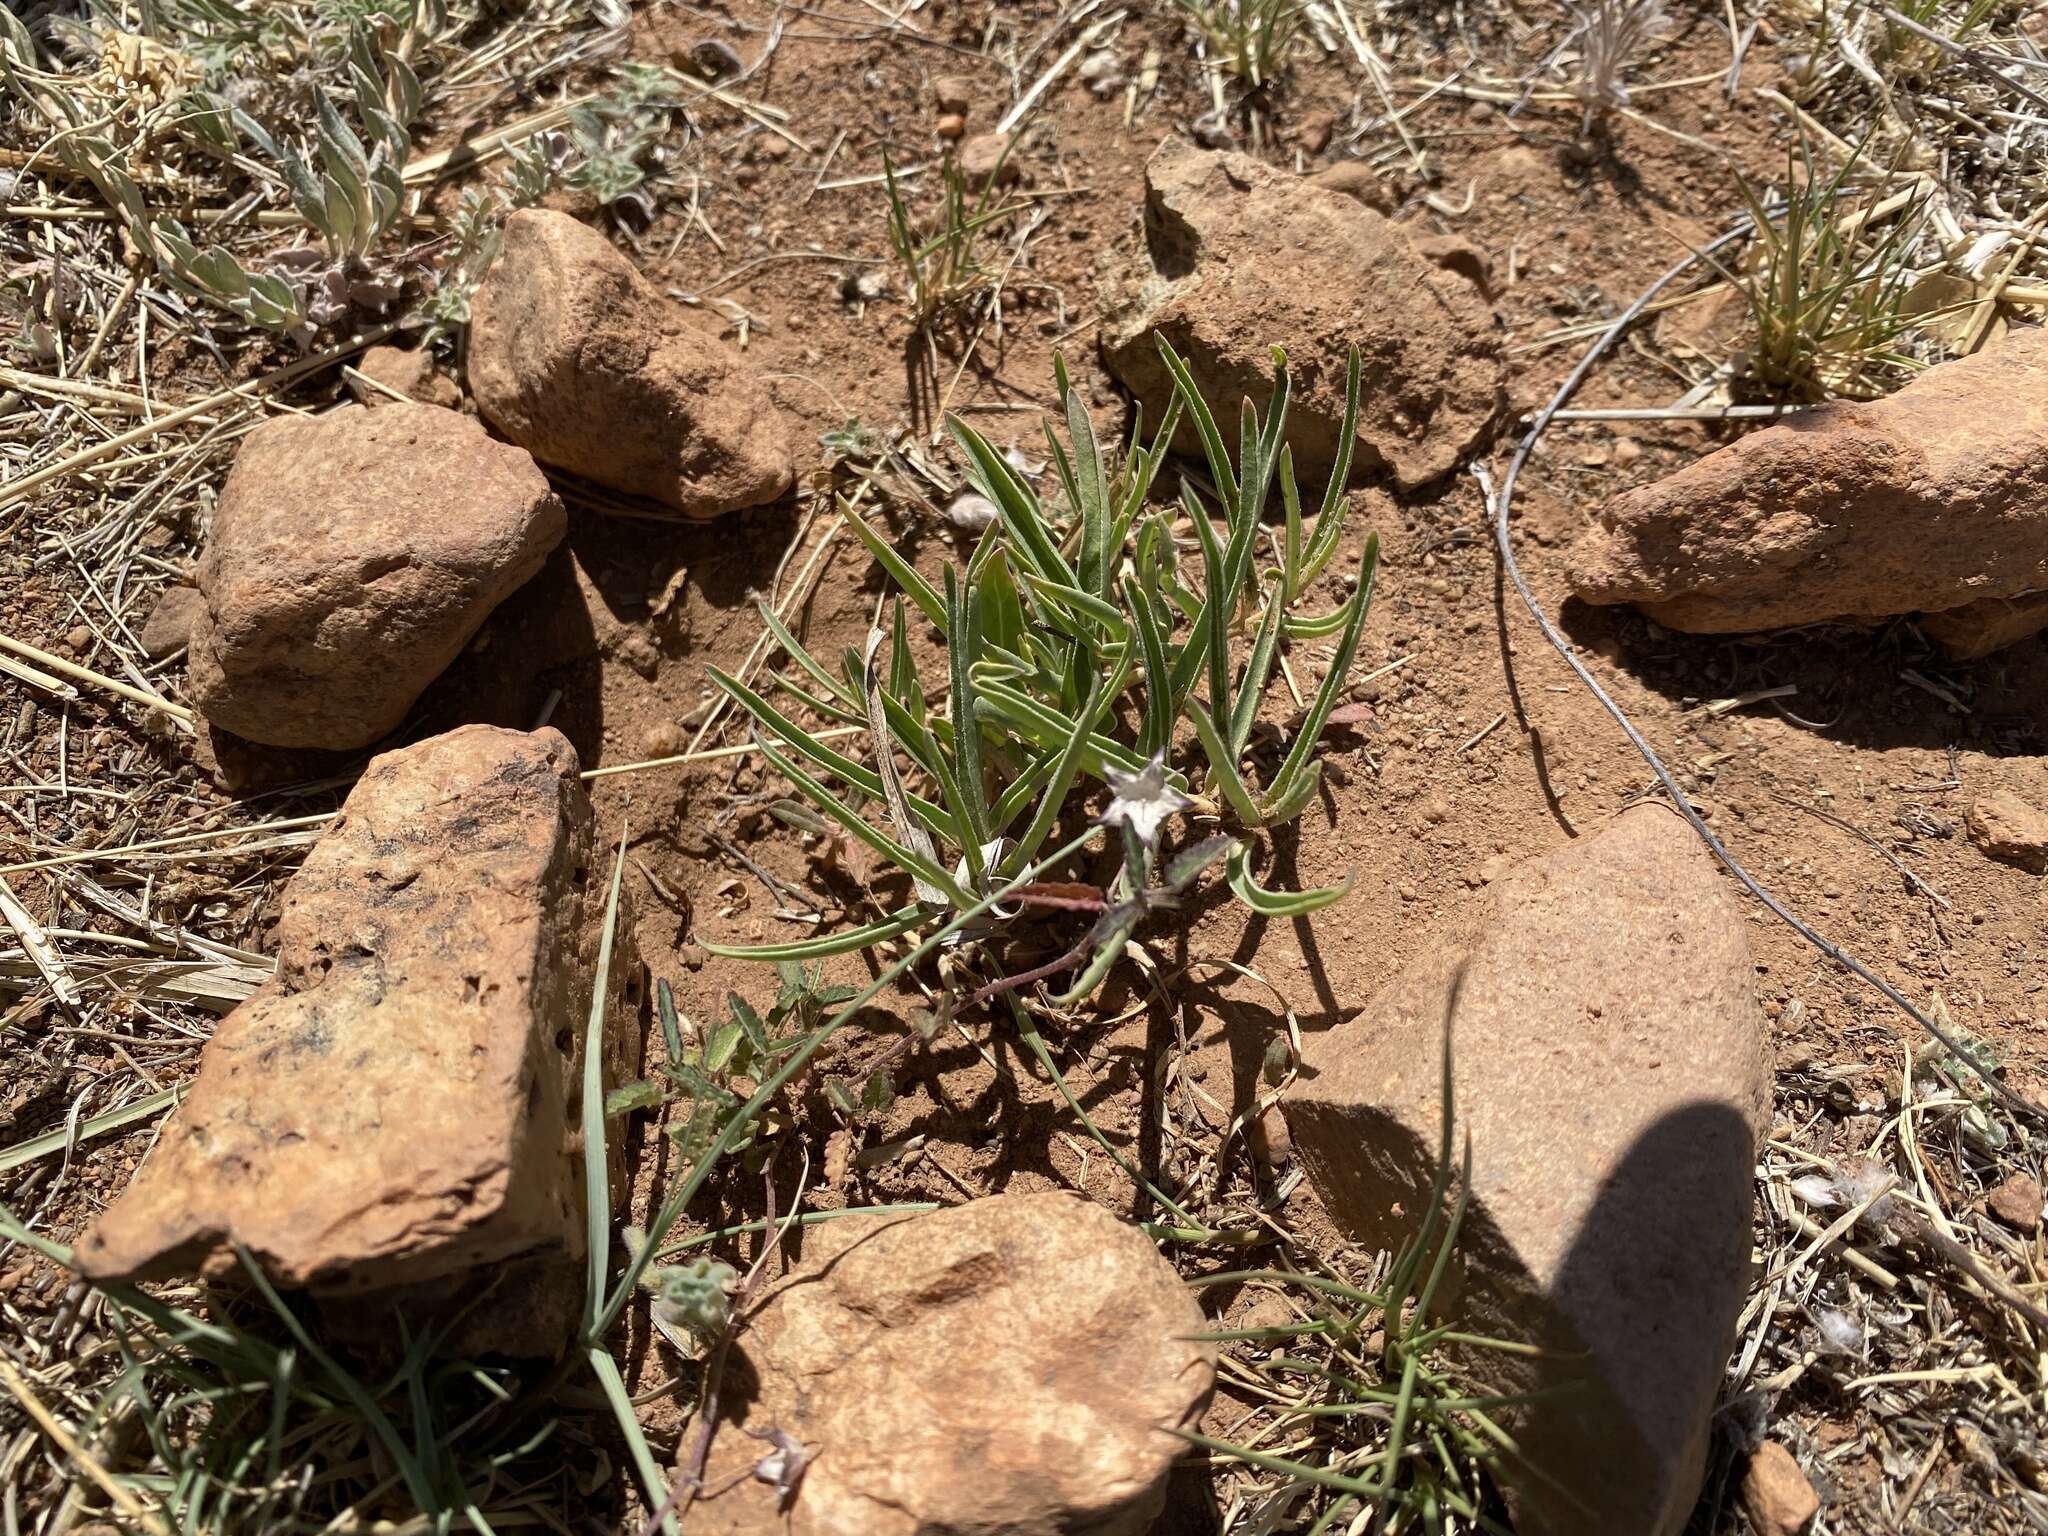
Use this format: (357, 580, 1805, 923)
(706, 339, 1376, 1009)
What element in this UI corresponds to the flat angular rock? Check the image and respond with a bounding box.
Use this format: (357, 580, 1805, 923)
(138, 584, 203, 659)
(76, 727, 635, 1348)
(1920, 590, 2048, 659)
(1966, 788, 2048, 873)
(1099, 140, 1503, 490)
(187, 403, 563, 749)
(1987, 1172, 2044, 1232)
(694, 1192, 1214, 1536)
(1570, 327, 2048, 634)
(351, 342, 461, 409)
(468, 209, 794, 518)
(1284, 803, 1769, 1536)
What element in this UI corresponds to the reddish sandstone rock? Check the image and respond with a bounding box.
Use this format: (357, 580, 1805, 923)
(694, 1193, 1213, 1536)
(137, 584, 203, 659)
(1987, 1172, 2044, 1233)
(1284, 803, 1768, 1536)
(1966, 788, 2048, 873)
(957, 130, 1020, 187)
(1921, 590, 2048, 659)
(468, 209, 793, 518)
(1100, 140, 1503, 489)
(187, 403, 563, 749)
(1570, 327, 2048, 635)
(1741, 1441, 1821, 1536)
(75, 727, 636, 1352)
(351, 342, 461, 409)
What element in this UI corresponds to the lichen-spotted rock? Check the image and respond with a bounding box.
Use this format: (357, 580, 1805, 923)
(468, 209, 794, 518)
(693, 1192, 1214, 1536)
(186, 402, 562, 749)
(74, 726, 636, 1353)
(1099, 140, 1504, 490)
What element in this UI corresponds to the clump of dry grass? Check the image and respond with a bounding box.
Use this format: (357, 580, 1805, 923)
(0, 2, 642, 1531)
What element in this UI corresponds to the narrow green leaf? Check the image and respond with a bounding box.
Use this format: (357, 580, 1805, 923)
(709, 666, 952, 836)
(1155, 336, 1238, 507)
(1187, 487, 1231, 726)
(1018, 571, 1131, 637)
(975, 547, 1026, 656)
(841, 504, 946, 629)
(973, 677, 1155, 780)
(753, 735, 974, 908)
(755, 600, 859, 712)
(1186, 699, 1265, 827)
(1260, 759, 1324, 826)
(1266, 533, 1377, 810)
(988, 743, 1063, 832)
(1280, 444, 1305, 604)
(1068, 388, 1112, 597)
(0, 1084, 186, 1173)
(1282, 605, 1353, 639)
(887, 597, 922, 712)
(948, 415, 1075, 587)
(945, 567, 992, 852)
(1229, 578, 1287, 758)
(1226, 842, 1354, 916)
(1004, 662, 1121, 874)
(700, 904, 929, 959)
(1124, 577, 1175, 761)
(1316, 345, 1364, 527)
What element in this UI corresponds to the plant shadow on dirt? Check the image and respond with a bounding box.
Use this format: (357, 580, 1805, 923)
(1550, 595, 2048, 758)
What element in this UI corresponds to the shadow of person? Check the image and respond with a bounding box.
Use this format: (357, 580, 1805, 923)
(1495, 1099, 1759, 1536)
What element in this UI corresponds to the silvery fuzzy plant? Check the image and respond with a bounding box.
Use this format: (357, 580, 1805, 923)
(0, 9, 430, 343)
(707, 338, 1379, 1011)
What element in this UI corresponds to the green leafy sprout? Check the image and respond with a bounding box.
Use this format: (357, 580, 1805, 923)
(704, 338, 1377, 1012)
(881, 149, 1032, 334)
(1175, 0, 1304, 93)
(1181, 1033, 1548, 1532)
(1715, 134, 1934, 403)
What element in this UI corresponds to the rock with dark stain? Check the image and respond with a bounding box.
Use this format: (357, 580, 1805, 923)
(75, 727, 636, 1354)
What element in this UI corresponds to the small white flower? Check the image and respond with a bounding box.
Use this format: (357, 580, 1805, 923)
(1100, 753, 1191, 848)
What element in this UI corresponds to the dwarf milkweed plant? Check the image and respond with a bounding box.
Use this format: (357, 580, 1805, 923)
(708, 339, 1379, 1009)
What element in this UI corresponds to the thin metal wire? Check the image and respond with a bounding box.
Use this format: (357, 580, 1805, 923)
(1476, 219, 2043, 1121)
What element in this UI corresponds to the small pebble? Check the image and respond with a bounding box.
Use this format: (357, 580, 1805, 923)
(1295, 108, 1336, 154)
(67, 624, 92, 652)
(1741, 1441, 1819, 1536)
(936, 112, 966, 140)
(1247, 1107, 1292, 1170)
(641, 720, 688, 759)
(1987, 1172, 2043, 1233)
